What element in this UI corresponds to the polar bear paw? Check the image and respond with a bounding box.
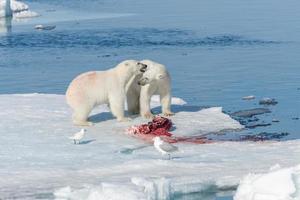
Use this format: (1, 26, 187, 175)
(117, 117, 132, 122)
(163, 111, 175, 117)
(142, 112, 154, 119)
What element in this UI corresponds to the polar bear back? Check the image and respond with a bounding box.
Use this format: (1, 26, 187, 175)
(66, 70, 115, 108)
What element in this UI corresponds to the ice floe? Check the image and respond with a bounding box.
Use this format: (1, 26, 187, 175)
(0, 94, 299, 199)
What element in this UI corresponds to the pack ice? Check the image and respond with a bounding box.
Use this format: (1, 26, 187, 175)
(0, 94, 299, 199)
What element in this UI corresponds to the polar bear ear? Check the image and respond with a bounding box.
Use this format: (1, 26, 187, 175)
(156, 74, 165, 79)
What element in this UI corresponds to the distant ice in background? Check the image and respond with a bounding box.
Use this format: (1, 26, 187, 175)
(0, 0, 39, 18)
(0, 0, 38, 33)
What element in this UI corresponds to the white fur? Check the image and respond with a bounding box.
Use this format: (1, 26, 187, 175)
(126, 59, 173, 119)
(66, 60, 146, 126)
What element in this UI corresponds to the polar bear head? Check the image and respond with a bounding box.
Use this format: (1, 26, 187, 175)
(117, 60, 148, 76)
(137, 60, 169, 86)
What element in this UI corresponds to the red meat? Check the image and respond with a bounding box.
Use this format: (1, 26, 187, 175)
(125, 116, 210, 144)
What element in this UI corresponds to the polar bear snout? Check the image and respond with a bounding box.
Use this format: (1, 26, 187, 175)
(137, 77, 150, 86)
(138, 62, 148, 73)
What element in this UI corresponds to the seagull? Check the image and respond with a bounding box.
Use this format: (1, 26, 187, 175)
(69, 129, 86, 144)
(153, 136, 178, 160)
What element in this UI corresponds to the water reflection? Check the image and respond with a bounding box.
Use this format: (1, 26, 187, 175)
(0, 16, 12, 34)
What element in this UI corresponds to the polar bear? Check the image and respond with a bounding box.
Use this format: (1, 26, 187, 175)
(126, 59, 174, 119)
(66, 60, 147, 126)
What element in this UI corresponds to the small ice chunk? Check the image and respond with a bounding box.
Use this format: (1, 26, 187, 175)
(232, 108, 271, 118)
(11, 0, 28, 13)
(0, 0, 12, 18)
(14, 10, 39, 18)
(272, 119, 280, 123)
(242, 95, 255, 100)
(234, 164, 300, 200)
(35, 24, 56, 30)
(259, 97, 278, 105)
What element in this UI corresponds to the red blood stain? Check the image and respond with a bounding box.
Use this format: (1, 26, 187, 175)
(125, 116, 211, 144)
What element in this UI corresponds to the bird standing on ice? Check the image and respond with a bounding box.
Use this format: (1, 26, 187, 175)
(69, 129, 86, 144)
(153, 136, 178, 159)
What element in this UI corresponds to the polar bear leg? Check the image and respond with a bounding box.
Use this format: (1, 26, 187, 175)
(160, 91, 174, 116)
(127, 90, 140, 115)
(109, 93, 130, 122)
(140, 86, 154, 119)
(72, 107, 94, 126)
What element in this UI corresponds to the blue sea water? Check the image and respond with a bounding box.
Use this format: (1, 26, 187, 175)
(0, 0, 300, 199)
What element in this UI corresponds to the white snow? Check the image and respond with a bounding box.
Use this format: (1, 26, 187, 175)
(234, 165, 300, 200)
(0, 93, 299, 199)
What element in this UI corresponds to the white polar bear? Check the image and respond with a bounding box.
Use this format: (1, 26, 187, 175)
(126, 59, 174, 119)
(66, 60, 147, 126)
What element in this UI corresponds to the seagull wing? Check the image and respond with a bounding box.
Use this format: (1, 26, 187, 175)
(69, 135, 76, 139)
(159, 142, 178, 153)
(69, 132, 82, 140)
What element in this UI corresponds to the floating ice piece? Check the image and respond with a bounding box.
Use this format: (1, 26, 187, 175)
(14, 10, 39, 18)
(11, 0, 28, 13)
(242, 95, 255, 100)
(35, 24, 56, 30)
(232, 108, 271, 118)
(11, 0, 38, 19)
(0, 0, 12, 18)
(1, 0, 38, 18)
(259, 97, 278, 105)
(234, 164, 300, 200)
(153, 136, 178, 159)
(272, 119, 280, 123)
(69, 128, 86, 144)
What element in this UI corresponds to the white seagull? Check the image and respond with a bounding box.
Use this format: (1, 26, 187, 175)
(153, 136, 178, 159)
(69, 129, 86, 144)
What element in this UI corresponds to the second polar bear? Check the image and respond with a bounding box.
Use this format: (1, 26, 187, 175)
(66, 60, 147, 126)
(126, 60, 174, 119)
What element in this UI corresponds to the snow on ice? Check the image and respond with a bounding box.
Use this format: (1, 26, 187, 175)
(0, 94, 299, 199)
(234, 164, 300, 200)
